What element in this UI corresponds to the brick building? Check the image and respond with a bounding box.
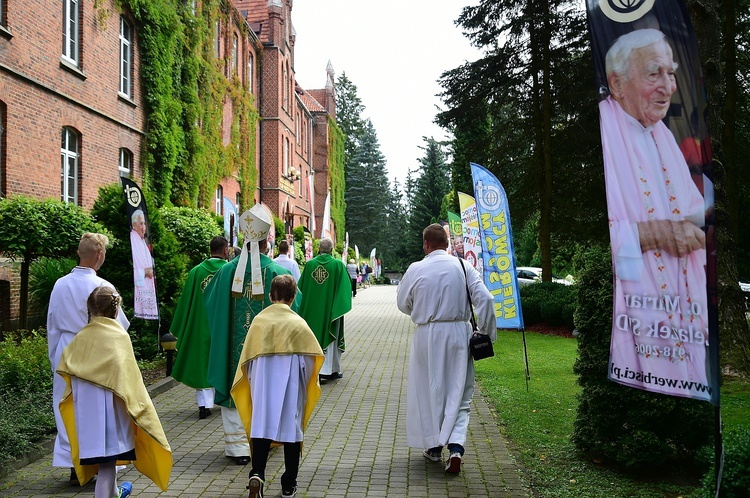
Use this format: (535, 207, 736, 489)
(0, 0, 337, 329)
(236, 0, 337, 240)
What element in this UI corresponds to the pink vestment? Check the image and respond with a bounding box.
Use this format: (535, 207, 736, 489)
(600, 97, 709, 400)
(130, 229, 159, 319)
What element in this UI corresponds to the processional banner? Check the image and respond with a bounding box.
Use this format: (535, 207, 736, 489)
(586, 0, 718, 403)
(121, 178, 159, 320)
(470, 163, 523, 330)
(458, 191, 483, 276)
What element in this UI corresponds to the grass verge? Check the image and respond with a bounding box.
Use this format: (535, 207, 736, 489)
(475, 330, 747, 498)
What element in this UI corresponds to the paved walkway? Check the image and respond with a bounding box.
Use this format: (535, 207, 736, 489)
(0, 285, 530, 497)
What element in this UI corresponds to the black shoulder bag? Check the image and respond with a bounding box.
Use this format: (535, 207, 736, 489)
(460, 259, 494, 360)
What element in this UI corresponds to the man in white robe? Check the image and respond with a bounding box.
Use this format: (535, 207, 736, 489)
(273, 239, 301, 281)
(397, 223, 495, 474)
(47, 233, 130, 480)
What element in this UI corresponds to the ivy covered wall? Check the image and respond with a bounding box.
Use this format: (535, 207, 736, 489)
(328, 117, 346, 244)
(119, 0, 260, 208)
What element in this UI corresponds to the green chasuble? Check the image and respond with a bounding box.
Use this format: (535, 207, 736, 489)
(298, 253, 352, 351)
(169, 257, 226, 389)
(203, 254, 302, 407)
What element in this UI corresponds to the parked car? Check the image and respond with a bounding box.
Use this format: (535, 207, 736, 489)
(740, 282, 750, 310)
(516, 266, 574, 287)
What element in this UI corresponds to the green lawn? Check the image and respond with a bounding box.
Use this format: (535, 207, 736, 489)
(475, 330, 747, 498)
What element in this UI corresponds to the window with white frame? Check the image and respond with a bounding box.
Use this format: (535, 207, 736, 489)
(232, 34, 238, 76)
(214, 21, 220, 59)
(0, 102, 5, 197)
(62, 0, 80, 65)
(119, 148, 132, 178)
(215, 185, 223, 215)
(283, 138, 289, 177)
(282, 64, 288, 110)
(247, 54, 254, 92)
(61, 127, 79, 205)
(119, 17, 133, 98)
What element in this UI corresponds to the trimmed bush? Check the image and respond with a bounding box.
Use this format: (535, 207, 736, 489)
(0, 331, 55, 469)
(160, 206, 223, 271)
(28, 257, 77, 316)
(520, 281, 576, 328)
(91, 184, 188, 361)
(572, 245, 713, 468)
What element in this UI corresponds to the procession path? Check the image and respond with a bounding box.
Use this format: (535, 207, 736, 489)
(0, 284, 530, 497)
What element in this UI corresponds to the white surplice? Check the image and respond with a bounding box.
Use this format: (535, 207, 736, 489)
(397, 250, 495, 450)
(273, 254, 301, 282)
(72, 379, 135, 460)
(47, 267, 130, 467)
(244, 355, 315, 442)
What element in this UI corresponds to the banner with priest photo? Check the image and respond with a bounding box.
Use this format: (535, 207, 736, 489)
(458, 191, 483, 276)
(121, 178, 159, 320)
(585, 0, 717, 403)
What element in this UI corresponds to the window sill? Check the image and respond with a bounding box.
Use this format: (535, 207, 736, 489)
(118, 93, 137, 107)
(59, 58, 87, 80)
(0, 25, 12, 40)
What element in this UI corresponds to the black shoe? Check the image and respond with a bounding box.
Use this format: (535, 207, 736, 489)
(230, 455, 251, 465)
(247, 475, 264, 498)
(69, 467, 79, 485)
(199, 406, 212, 419)
(331, 372, 343, 379)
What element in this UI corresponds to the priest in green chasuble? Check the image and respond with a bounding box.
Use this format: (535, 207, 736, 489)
(169, 236, 229, 420)
(298, 237, 352, 380)
(203, 204, 301, 465)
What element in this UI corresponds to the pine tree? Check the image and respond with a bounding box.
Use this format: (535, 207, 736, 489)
(345, 120, 390, 255)
(405, 138, 451, 262)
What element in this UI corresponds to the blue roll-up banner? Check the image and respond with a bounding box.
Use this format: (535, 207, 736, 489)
(470, 162, 524, 330)
(586, 0, 718, 403)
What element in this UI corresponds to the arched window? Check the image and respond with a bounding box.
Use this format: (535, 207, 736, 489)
(119, 148, 132, 178)
(61, 127, 80, 205)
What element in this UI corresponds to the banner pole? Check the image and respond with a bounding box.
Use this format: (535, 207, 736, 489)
(521, 328, 530, 392)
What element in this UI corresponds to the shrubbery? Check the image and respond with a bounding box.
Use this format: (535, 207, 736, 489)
(520, 281, 576, 328)
(160, 206, 223, 271)
(92, 185, 188, 360)
(572, 245, 713, 468)
(0, 330, 54, 471)
(701, 425, 750, 497)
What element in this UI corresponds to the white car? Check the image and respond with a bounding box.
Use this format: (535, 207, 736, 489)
(516, 266, 574, 287)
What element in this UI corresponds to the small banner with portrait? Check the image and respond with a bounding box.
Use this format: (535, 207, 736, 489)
(447, 211, 465, 259)
(458, 191, 484, 276)
(586, 0, 718, 403)
(470, 162, 523, 330)
(121, 178, 159, 320)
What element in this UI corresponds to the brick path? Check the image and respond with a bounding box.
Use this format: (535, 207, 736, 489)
(0, 285, 530, 497)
